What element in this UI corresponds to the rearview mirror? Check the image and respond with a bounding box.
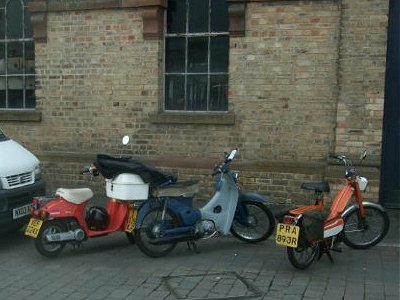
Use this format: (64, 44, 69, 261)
(360, 149, 367, 161)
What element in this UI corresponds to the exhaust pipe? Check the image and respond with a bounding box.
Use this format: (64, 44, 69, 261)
(45, 229, 85, 243)
(149, 232, 202, 245)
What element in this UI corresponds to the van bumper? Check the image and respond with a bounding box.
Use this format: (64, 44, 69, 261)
(0, 179, 46, 233)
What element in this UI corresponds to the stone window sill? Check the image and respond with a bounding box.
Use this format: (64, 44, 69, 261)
(149, 112, 235, 125)
(0, 110, 42, 122)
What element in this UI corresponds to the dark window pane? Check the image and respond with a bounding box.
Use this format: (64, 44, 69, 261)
(0, 9, 5, 39)
(165, 37, 185, 73)
(25, 41, 35, 73)
(188, 0, 208, 33)
(187, 75, 207, 111)
(25, 76, 35, 108)
(0, 77, 4, 108)
(8, 76, 23, 108)
(167, 0, 186, 34)
(165, 75, 185, 110)
(188, 37, 208, 72)
(24, 7, 33, 37)
(210, 36, 229, 72)
(210, 75, 228, 111)
(0, 42, 4, 74)
(7, 42, 23, 74)
(6, 0, 23, 39)
(8, 89, 23, 108)
(0, 90, 4, 107)
(211, 0, 228, 32)
(0, 1, 6, 7)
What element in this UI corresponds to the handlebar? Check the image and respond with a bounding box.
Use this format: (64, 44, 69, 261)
(80, 165, 99, 176)
(212, 148, 239, 176)
(329, 154, 353, 167)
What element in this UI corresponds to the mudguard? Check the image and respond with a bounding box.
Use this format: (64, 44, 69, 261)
(341, 201, 386, 218)
(135, 197, 200, 230)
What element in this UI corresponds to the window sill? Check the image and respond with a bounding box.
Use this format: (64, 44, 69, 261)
(0, 110, 42, 122)
(149, 112, 235, 125)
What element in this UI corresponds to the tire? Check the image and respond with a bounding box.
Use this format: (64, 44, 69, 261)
(231, 201, 275, 243)
(287, 243, 320, 270)
(125, 232, 136, 244)
(34, 220, 66, 258)
(342, 206, 390, 249)
(135, 208, 178, 258)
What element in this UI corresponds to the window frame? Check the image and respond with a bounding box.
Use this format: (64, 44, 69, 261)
(163, 0, 230, 113)
(0, 0, 36, 110)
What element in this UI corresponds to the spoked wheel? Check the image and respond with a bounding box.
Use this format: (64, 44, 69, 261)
(135, 208, 179, 258)
(343, 206, 390, 249)
(231, 201, 275, 242)
(34, 220, 66, 258)
(287, 243, 320, 270)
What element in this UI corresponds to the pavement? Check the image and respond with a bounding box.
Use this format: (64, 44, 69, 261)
(0, 207, 398, 300)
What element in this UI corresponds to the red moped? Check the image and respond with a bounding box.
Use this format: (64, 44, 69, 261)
(25, 137, 168, 257)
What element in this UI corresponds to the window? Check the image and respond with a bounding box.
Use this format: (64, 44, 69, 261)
(0, 0, 35, 109)
(165, 0, 229, 112)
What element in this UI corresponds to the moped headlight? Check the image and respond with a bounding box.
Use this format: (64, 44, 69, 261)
(34, 165, 42, 181)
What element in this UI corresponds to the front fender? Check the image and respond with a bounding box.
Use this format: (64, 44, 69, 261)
(341, 201, 386, 219)
(238, 191, 269, 204)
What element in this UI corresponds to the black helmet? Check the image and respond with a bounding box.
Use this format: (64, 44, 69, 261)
(86, 206, 109, 230)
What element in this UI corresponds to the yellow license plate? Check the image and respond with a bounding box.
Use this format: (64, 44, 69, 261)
(275, 223, 300, 247)
(125, 208, 137, 233)
(25, 218, 43, 238)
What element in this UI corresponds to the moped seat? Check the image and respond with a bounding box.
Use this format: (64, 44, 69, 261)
(55, 188, 94, 204)
(153, 181, 199, 198)
(301, 181, 330, 193)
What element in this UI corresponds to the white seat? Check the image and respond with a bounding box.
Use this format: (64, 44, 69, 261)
(55, 188, 93, 204)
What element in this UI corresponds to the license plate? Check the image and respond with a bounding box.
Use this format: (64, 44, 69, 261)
(275, 223, 300, 248)
(25, 218, 43, 238)
(13, 203, 33, 219)
(125, 208, 137, 233)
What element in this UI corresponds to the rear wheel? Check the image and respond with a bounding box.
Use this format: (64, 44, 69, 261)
(343, 206, 389, 249)
(287, 243, 320, 270)
(231, 201, 275, 242)
(35, 220, 66, 258)
(135, 208, 178, 258)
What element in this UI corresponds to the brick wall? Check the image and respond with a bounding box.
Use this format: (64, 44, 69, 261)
(0, 0, 388, 205)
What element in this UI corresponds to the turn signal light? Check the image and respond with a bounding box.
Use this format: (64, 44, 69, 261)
(39, 210, 50, 220)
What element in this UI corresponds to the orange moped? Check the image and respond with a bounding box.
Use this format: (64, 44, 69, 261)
(276, 151, 390, 269)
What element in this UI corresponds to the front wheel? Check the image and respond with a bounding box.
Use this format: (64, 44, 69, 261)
(34, 220, 66, 258)
(287, 244, 320, 270)
(342, 206, 389, 249)
(230, 201, 275, 243)
(135, 208, 178, 258)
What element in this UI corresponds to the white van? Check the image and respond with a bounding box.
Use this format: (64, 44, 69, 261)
(0, 128, 45, 233)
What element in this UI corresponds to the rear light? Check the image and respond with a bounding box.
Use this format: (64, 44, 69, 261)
(283, 215, 297, 225)
(31, 209, 49, 220)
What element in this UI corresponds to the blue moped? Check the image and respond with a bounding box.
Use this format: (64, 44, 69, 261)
(134, 149, 275, 257)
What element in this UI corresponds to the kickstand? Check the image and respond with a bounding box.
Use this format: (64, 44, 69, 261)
(187, 241, 199, 253)
(318, 241, 334, 264)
